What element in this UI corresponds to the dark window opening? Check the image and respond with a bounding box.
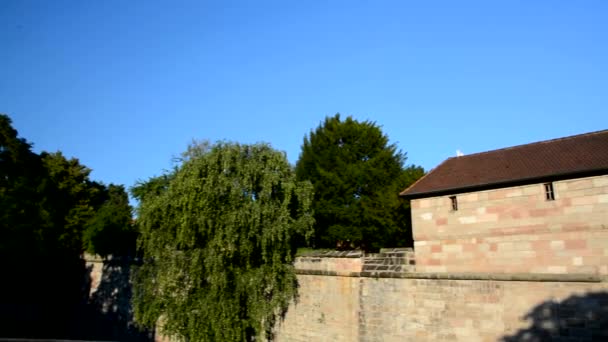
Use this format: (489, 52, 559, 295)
(450, 196, 458, 211)
(544, 183, 555, 201)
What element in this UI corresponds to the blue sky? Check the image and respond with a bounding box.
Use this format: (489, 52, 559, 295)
(1, 1, 607, 190)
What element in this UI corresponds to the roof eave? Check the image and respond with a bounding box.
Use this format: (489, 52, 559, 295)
(399, 168, 608, 200)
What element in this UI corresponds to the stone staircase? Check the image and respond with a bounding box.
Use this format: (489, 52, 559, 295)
(361, 248, 416, 276)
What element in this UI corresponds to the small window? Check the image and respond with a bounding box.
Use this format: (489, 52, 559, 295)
(544, 183, 555, 201)
(449, 196, 458, 211)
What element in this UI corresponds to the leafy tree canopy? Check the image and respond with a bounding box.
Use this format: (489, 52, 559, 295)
(83, 184, 135, 257)
(0, 114, 135, 335)
(0, 113, 134, 259)
(296, 114, 424, 251)
(131, 173, 173, 204)
(133, 141, 314, 341)
(0, 114, 48, 257)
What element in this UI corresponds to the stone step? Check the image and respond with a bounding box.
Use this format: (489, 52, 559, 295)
(362, 248, 416, 274)
(363, 257, 413, 266)
(361, 264, 407, 272)
(379, 247, 414, 253)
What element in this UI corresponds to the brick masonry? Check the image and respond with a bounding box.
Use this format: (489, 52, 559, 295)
(275, 257, 608, 342)
(153, 249, 607, 341)
(295, 248, 416, 278)
(362, 248, 416, 276)
(411, 175, 608, 274)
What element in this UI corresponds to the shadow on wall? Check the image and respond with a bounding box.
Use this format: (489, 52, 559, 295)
(0, 255, 151, 341)
(70, 257, 152, 341)
(501, 291, 608, 342)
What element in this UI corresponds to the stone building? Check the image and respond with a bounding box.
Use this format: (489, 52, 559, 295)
(273, 130, 608, 341)
(400, 129, 608, 275)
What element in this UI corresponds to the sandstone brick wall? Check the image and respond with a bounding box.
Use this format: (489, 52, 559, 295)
(84, 255, 152, 341)
(275, 257, 608, 342)
(276, 274, 361, 341)
(411, 175, 608, 274)
(150, 253, 607, 341)
(294, 250, 364, 275)
(360, 278, 607, 341)
(296, 248, 416, 278)
(85, 254, 104, 294)
(362, 248, 416, 276)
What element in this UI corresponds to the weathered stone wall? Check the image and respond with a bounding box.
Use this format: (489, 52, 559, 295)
(275, 256, 608, 342)
(149, 251, 607, 342)
(86, 254, 104, 294)
(295, 248, 416, 277)
(84, 255, 153, 341)
(294, 250, 364, 275)
(410, 175, 608, 274)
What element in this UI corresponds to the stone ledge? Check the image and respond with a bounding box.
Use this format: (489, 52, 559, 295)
(295, 269, 606, 283)
(296, 269, 359, 277)
(83, 253, 104, 263)
(379, 247, 414, 253)
(296, 250, 364, 258)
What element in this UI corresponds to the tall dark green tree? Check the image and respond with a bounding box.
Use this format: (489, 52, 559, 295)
(0, 114, 47, 257)
(296, 114, 424, 251)
(0, 115, 91, 336)
(40, 151, 100, 256)
(0, 114, 136, 337)
(0, 116, 58, 326)
(132, 141, 314, 341)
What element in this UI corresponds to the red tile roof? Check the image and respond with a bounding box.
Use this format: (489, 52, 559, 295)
(400, 130, 608, 198)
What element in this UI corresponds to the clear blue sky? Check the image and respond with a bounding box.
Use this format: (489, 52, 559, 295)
(1, 1, 607, 190)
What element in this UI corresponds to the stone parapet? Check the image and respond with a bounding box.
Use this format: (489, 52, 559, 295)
(276, 273, 608, 341)
(362, 248, 416, 275)
(295, 268, 604, 283)
(294, 250, 364, 275)
(294, 248, 417, 277)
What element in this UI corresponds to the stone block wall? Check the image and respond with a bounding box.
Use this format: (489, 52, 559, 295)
(86, 254, 104, 294)
(84, 255, 153, 341)
(151, 251, 607, 342)
(275, 255, 608, 342)
(277, 273, 361, 341)
(294, 250, 364, 276)
(361, 248, 416, 276)
(411, 175, 608, 274)
(296, 248, 416, 278)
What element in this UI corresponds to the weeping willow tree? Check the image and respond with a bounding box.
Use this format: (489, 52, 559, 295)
(132, 141, 314, 341)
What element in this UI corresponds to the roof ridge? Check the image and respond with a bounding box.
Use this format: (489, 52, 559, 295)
(400, 128, 608, 198)
(456, 129, 608, 159)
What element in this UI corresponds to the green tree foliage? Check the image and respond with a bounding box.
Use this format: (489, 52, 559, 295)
(133, 141, 314, 341)
(296, 114, 424, 251)
(38, 151, 135, 258)
(0, 113, 136, 336)
(83, 184, 136, 257)
(0, 113, 134, 258)
(131, 174, 173, 204)
(40, 151, 100, 255)
(0, 115, 86, 335)
(0, 114, 47, 257)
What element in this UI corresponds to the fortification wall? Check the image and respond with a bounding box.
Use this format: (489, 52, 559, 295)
(276, 252, 608, 342)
